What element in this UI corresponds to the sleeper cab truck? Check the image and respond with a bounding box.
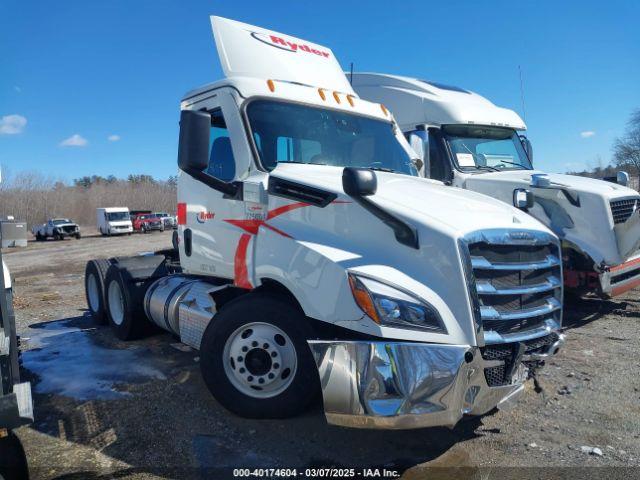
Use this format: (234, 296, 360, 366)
(351, 73, 640, 298)
(83, 17, 564, 429)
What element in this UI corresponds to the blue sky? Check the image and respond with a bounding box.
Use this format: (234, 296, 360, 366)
(1, 0, 639, 181)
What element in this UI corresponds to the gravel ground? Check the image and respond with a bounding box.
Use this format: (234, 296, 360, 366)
(4, 231, 640, 479)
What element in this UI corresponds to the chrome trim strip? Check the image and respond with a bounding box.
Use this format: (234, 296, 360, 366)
(471, 254, 561, 271)
(480, 298, 561, 321)
(483, 319, 561, 344)
(476, 275, 561, 295)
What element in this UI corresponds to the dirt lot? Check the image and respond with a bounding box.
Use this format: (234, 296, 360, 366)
(4, 232, 640, 479)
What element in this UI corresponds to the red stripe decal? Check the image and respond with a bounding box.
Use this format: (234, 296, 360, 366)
(177, 203, 187, 225)
(234, 234, 253, 289)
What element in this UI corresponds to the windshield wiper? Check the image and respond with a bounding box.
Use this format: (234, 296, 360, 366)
(369, 167, 396, 173)
(492, 159, 529, 169)
(473, 165, 500, 172)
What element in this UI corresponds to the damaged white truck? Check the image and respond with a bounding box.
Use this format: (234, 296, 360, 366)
(351, 73, 640, 298)
(84, 17, 564, 429)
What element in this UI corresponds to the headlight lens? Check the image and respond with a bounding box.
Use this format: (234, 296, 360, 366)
(348, 274, 446, 333)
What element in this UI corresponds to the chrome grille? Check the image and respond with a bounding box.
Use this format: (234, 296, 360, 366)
(467, 237, 562, 337)
(610, 198, 639, 224)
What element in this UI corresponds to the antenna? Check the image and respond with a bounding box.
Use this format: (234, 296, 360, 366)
(518, 65, 527, 123)
(349, 62, 354, 85)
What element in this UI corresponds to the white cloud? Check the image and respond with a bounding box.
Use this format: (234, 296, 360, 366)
(580, 131, 595, 138)
(0, 114, 27, 135)
(59, 134, 88, 147)
(107, 134, 120, 142)
(13, 86, 21, 93)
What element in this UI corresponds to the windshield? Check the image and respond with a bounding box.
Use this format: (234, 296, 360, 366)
(107, 212, 130, 221)
(52, 219, 71, 225)
(246, 100, 417, 176)
(443, 125, 532, 171)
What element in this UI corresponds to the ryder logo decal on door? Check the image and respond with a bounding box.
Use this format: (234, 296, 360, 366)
(250, 32, 330, 58)
(196, 211, 215, 224)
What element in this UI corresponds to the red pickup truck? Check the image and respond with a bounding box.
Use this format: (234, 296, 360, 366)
(131, 213, 165, 233)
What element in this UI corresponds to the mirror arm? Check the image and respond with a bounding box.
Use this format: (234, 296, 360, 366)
(183, 167, 240, 197)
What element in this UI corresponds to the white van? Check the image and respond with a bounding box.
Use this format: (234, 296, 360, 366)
(96, 207, 133, 236)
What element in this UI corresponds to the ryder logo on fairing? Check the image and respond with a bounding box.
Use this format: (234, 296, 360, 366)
(250, 32, 330, 58)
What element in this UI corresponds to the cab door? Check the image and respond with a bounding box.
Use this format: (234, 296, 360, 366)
(178, 90, 262, 287)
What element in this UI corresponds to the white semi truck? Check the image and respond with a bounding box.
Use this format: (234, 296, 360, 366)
(84, 17, 564, 429)
(351, 73, 640, 298)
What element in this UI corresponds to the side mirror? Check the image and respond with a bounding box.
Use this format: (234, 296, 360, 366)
(178, 110, 211, 172)
(342, 168, 377, 197)
(617, 171, 629, 186)
(513, 188, 534, 210)
(519, 135, 533, 164)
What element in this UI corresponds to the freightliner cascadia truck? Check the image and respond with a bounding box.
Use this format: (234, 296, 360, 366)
(84, 17, 564, 429)
(351, 73, 640, 298)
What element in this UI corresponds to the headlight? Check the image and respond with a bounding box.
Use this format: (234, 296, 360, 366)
(348, 274, 446, 333)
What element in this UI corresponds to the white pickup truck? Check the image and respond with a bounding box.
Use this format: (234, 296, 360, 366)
(352, 73, 640, 298)
(32, 218, 81, 241)
(84, 17, 564, 429)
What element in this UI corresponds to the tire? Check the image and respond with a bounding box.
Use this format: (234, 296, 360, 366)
(75, 232, 81, 240)
(35, 232, 42, 242)
(100, 228, 106, 237)
(200, 292, 319, 419)
(104, 264, 150, 340)
(84, 259, 112, 324)
(0, 431, 29, 480)
(54, 233, 61, 241)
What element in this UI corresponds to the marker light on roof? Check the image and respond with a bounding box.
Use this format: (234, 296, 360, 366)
(380, 104, 389, 116)
(267, 79, 275, 92)
(318, 88, 326, 101)
(333, 92, 341, 104)
(346, 95, 355, 107)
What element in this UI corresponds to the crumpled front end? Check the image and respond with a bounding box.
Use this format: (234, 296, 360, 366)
(308, 339, 561, 430)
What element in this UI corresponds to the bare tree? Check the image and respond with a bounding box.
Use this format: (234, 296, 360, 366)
(0, 171, 177, 229)
(614, 108, 640, 176)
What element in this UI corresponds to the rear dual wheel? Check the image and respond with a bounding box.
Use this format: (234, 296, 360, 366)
(200, 292, 319, 419)
(84, 259, 113, 324)
(104, 265, 150, 340)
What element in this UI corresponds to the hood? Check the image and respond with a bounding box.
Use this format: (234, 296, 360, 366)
(272, 164, 552, 239)
(54, 222, 78, 228)
(463, 169, 640, 266)
(466, 169, 638, 201)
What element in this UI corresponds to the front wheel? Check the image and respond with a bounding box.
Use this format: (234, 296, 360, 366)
(75, 232, 81, 240)
(200, 292, 319, 419)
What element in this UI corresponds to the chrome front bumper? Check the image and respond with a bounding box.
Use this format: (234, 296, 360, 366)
(308, 339, 558, 430)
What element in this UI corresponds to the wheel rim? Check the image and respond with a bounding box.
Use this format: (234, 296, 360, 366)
(107, 280, 125, 326)
(223, 322, 298, 399)
(87, 273, 100, 312)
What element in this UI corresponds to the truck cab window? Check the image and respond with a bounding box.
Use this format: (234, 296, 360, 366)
(247, 100, 417, 176)
(207, 109, 236, 181)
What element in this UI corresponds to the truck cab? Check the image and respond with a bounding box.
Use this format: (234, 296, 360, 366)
(86, 17, 564, 429)
(352, 73, 640, 298)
